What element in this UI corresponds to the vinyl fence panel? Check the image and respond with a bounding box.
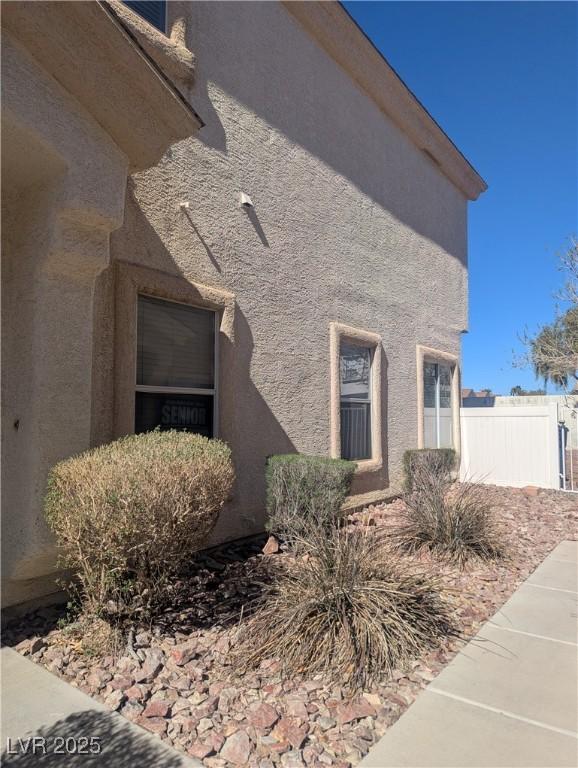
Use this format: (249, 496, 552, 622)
(460, 404, 559, 489)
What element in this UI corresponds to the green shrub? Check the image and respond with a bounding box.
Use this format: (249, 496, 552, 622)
(397, 461, 503, 566)
(265, 454, 355, 544)
(235, 525, 453, 688)
(45, 430, 234, 617)
(402, 448, 456, 491)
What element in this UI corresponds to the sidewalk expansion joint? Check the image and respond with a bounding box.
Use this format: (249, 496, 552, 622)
(525, 583, 578, 596)
(428, 688, 578, 740)
(488, 624, 578, 647)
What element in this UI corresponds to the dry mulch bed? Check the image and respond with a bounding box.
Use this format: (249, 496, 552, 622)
(4, 485, 578, 768)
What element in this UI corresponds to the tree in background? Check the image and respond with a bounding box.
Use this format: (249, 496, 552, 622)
(531, 307, 578, 388)
(559, 237, 578, 305)
(510, 385, 546, 396)
(519, 237, 578, 390)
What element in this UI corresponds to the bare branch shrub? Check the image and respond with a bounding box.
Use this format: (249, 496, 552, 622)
(77, 617, 124, 658)
(396, 461, 503, 566)
(234, 525, 453, 689)
(45, 430, 234, 618)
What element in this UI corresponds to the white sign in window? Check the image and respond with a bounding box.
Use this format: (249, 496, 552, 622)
(135, 295, 218, 436)
(424, 361, 453, 448)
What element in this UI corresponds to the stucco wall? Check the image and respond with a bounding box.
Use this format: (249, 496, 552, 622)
(109, 1, 469, 542)
(2, 4, 205, 608)
(1, 32, 131, 607)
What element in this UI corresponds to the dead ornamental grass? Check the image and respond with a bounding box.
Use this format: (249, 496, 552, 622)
(235, 526, 454, 689)
(396, 462, 504, 567)
(45, 430, 234, 618)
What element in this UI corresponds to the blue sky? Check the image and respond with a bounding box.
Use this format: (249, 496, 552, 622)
(343, 1, 578, 394)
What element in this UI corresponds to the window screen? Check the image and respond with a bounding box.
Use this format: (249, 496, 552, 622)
(423, 361, 454, 449)
(340, 343, 372, 460)
(137, 296, 214, 389)
(135, 295, 216, 437)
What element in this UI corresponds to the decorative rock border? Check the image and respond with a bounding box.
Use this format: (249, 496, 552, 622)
(4, 486, 577, 768)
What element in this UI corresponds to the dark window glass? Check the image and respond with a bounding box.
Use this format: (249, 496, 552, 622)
(135, 296, 216, 438)
(135, 392, 213, 437)
(137, 295, 214, 389)
(424, 362, 437, 409)
(340, 401, 371, 461)
(439, 364, 452, 408)
(123, 1, 166, 33)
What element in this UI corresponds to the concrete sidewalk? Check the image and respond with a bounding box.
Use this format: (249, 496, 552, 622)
(361, 540, 578, 768)
(0, 646, 201, 767)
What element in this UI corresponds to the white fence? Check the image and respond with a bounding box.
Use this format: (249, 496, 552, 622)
(460, 404, 559, 489)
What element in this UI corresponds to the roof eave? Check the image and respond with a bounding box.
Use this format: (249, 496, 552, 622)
(2, 0, 203, 173)
(284, 1, 487, 201)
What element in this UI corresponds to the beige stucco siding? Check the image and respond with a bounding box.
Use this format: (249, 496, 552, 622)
(1, 32, 132, 607)
(110, 1, 469, 542)
(1, 5, 202, 608)
(2, 0, 476, 608)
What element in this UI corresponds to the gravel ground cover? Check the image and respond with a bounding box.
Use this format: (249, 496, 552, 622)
(4, 485, 577, 768)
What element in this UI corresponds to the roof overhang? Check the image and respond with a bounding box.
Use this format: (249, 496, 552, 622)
(2, 1, 203, 173)
(284, 2, 487, 201)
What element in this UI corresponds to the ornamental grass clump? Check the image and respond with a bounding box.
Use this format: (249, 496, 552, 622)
(397, 459, 503, 567)
(235, 525, 453, 689)
(265, 454, 355, 546)
(45, 430, 234, 618)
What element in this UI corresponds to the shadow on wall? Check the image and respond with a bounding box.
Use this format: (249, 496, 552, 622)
(105, 193, 296, 540)
(181, 208, 222, 272)
(181, 204, 270, 259)
(2, 709, 184, 767)
(184, 1, 466, 263)
(211, 304, 296, 541)
(243, 206, 270, 248)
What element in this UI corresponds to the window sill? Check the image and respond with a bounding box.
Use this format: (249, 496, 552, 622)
(341, 487, 401, 514)
(353, 457, 383, 474)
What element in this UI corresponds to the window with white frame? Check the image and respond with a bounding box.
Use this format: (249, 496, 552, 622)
(135, 295, 218, 436)
(423, 361, 453, 448)
(340, 342, 373, 460)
